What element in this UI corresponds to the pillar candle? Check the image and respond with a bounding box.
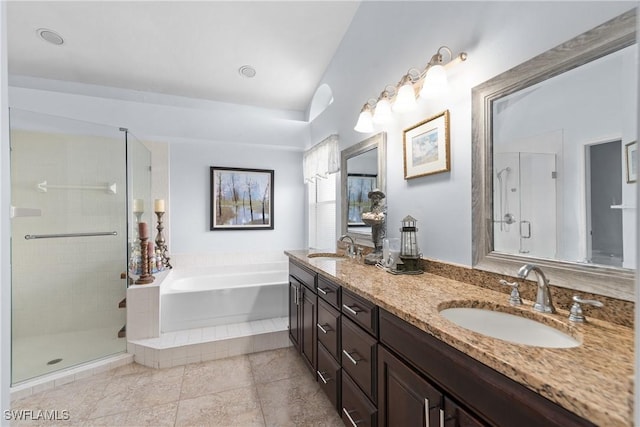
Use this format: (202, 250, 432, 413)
(147, 241, 154, 256)
(154, 199, 165, 213)
(133, 199, 144, 213)
(138, 222, 149, 239)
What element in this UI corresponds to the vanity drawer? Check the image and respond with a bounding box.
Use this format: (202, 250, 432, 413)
(342, 371, 377, 427)
(317, 298, 341, 360)
(317, 342, 341, 413)
(289, 260, 316, 290)
(317, 275, 340, 308)
(341, 316, 377, 403)
(342, 288, 378, 337)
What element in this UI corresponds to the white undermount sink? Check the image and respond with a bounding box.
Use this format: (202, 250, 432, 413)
(439, 307, 580, 348)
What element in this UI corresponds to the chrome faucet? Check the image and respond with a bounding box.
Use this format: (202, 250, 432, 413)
(339, 234, 356, 258)
(517, 264, 555, 313)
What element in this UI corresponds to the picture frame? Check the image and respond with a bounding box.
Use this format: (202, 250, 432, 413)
(625, 141, 637, 183)
(403, 110, 450, 179)
(346, 174, 377, 226)
(210, 166, 274, 230)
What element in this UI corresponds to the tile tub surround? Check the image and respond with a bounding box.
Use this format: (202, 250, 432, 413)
(286, 250, 634, 427)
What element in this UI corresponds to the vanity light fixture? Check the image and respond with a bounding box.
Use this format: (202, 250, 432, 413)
(354, 45, 467, 133)
(354, 99, 377, 133)
(372, 86, 396, 125)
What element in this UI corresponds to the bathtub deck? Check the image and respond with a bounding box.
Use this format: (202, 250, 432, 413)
(127, 316, 290, 368)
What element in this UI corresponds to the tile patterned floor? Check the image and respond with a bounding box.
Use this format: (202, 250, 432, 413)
(10, 347, 343, 426)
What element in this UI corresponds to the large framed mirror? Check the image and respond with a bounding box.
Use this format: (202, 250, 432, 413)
(341, 132, 387, 246)
(472, 8, 636, 301)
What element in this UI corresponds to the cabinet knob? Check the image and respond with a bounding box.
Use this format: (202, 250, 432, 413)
(569, 295, 604, 323)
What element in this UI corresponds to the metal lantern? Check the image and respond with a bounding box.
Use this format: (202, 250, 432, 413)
(398, 215, 422, 273)
(400, 215, 419, 257)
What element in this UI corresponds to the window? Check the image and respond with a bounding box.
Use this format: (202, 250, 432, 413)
(308, 173, 337, 250)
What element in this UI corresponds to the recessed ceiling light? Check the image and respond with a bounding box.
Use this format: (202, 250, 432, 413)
(238, 65, 256, 79)
(36, 28, 64, 46)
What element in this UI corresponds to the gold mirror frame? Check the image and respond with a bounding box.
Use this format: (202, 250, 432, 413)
(472, 9, 636, 301)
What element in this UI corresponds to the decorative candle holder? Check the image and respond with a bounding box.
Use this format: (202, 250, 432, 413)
(135, 235, 155, 284)
(155, 211, 172, 269)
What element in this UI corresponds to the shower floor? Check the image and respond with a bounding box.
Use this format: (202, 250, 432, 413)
(12, 327, 126, 384)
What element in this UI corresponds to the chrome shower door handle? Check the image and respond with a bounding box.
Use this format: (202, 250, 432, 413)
(520, 220, 531, 239)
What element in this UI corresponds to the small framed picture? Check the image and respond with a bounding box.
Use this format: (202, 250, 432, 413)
(210, 166, 274, 230)
(625, 141, 637, 183)
(403, 110, 450, 179)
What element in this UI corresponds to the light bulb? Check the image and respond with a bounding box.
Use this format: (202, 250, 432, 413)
(420, 64, 448, 99)
(373, 98, 393, 124)
(354, 110, 374, 133)
(393, 83, 417, 113)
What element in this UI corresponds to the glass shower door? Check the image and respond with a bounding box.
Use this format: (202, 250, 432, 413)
(10, 109, 128, 383)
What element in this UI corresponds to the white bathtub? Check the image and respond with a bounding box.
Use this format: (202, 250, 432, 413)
(160, 262, 289, 332)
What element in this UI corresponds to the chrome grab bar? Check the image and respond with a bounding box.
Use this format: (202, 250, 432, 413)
(25, 231, 118, 240)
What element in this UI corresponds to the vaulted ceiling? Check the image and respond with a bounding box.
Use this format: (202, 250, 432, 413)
(7, 1, 361, 113)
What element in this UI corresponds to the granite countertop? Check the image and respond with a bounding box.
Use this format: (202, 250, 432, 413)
(285, 250, 634, 427)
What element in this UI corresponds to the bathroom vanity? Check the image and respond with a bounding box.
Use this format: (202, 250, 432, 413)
(285, 251, 633, 427)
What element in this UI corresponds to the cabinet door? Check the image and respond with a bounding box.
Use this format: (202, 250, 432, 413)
(300, 284, 317, 374)
(378, 346, 443, 427)
(288, 277, 300, 349)
(443, 397, 487, 427)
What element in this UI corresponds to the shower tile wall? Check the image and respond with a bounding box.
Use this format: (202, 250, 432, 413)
(11, 129, 127, 340)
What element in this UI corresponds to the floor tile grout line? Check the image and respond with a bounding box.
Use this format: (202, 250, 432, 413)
(247, 353, 268, 427)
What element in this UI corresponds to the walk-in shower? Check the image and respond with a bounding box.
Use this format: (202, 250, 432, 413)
(9, 109, 150, 384)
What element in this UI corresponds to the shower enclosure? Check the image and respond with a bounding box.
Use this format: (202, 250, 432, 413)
(493, 151, 557, 259)
(9, 109, 150, 384)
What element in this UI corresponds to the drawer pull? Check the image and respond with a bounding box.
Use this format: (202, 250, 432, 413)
(342, 408, 360, 427)
(342, 304, 360, 316)
(317, 287, 330, 295)
(425, 398, 430, 427)
(439, 408, 445, 427)
(342, 349, 359, 365)
(317, 370, 331, 384)
(316, 323, 331, 334)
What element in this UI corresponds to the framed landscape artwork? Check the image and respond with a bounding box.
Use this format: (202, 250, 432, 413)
(210, 166, 274, 230)
(403, 110, 451, 179)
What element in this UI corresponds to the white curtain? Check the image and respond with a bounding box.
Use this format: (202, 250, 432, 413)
(303, 134, 339, 183)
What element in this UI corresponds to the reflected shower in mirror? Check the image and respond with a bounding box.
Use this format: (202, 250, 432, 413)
(472, 8, 636, 300)
(492, 45, 636, 269)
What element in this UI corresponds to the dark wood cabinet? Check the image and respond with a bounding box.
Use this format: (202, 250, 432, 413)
(288, 277, 301, 349)
(317, 275, 341, 309)
(317, 342, 341, 412)
(289, 260, 317, 375)
(341, 316, 377, 403)
(342, 371, 377, 427)
(378, 309, 595, 427)
(317, 298, 341, 359)
(378, 346, 446, 427)
(342, 288, 378, 337)
(300, 283, 317, 373)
